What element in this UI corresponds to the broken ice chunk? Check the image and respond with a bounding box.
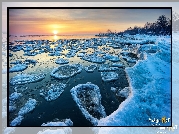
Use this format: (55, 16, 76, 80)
(40, 83, 66, 101)
(9, 53, 13, 57)
(41, 119, 73, 126)
(55, 58, 69, 64)
(101, 72, 119, 82)
(64, 119, 73, 126)
(24, 59, 37, 65)
(18, 98, 37, 116)
(108, 55, 120, 62)
(98, 64, 118, 72)
(9, 105, 16, 113)
(10, 60, 22, 65)
(51, 64, 83, 80)
(70, 82, 106, 126)
(111, 63, 123, 68)
(116, 87, 131, 98)
(82, 54, 106, 64)
(10, 73, 46, 86)
(77, 53, 85, 57)
(9, 92, 22, 101)
(9, 64, 28, 73)
(127, 58, 136, 63)
(10, 116, 24, 126)
(85, 64, 97, 73)
(111, 87, 118, 92)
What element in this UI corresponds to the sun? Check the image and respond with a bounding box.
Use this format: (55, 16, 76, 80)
(53, 30, 58, 35)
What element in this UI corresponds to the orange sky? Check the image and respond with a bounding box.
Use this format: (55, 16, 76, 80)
(9, 9, 171, 35)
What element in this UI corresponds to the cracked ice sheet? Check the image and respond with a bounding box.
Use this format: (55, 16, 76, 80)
(98, 36, 171, 126)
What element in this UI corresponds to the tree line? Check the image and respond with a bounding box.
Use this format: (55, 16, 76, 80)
(96, 14, 173, 37)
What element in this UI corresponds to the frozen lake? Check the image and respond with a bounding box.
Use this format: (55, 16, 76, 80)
(8, 34, 171, 126)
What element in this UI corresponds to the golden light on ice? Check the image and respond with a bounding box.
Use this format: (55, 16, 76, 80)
(53, 30, 58, 35)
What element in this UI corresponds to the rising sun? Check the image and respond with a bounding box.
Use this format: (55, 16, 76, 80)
(53, 30, 58, 35)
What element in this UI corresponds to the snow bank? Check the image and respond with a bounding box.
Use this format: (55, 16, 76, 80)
(98, 36, 171, 126)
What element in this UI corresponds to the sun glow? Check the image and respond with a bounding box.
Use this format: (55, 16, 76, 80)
(53, 30, 58, 35)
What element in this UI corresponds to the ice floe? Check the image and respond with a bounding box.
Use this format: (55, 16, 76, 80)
(101, 72, 119, 82)
(9, 64, 28, 73)
(24, 59, 37, 65)
(55, 58, 69, 64)
(70, 82, 106, 125)
(108, 55, 120, 62)
(111, 63, 123, 68)
(18, 98, 37, 116)
(10, 60, 22, 65)
(9, 92, 22, 101)
(98, 64, 118, 72)
(10, 115, 24, 126)
(10, 73, 46, 85)
(82, 54, 106, 63)
(9, 105, 16, 113)
(84, 64, 97, 73)
(51, 64, 83, 80)
(41, 119, 73, 126)
(77, 52, 85, 57)
(40, 83, 66, 101)
(116, 87, 131, 98)
(110, 87, 118, 92)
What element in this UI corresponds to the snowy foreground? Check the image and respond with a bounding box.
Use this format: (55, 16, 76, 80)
(97, 35, 171, 126)
(93, 33, 177, 134)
